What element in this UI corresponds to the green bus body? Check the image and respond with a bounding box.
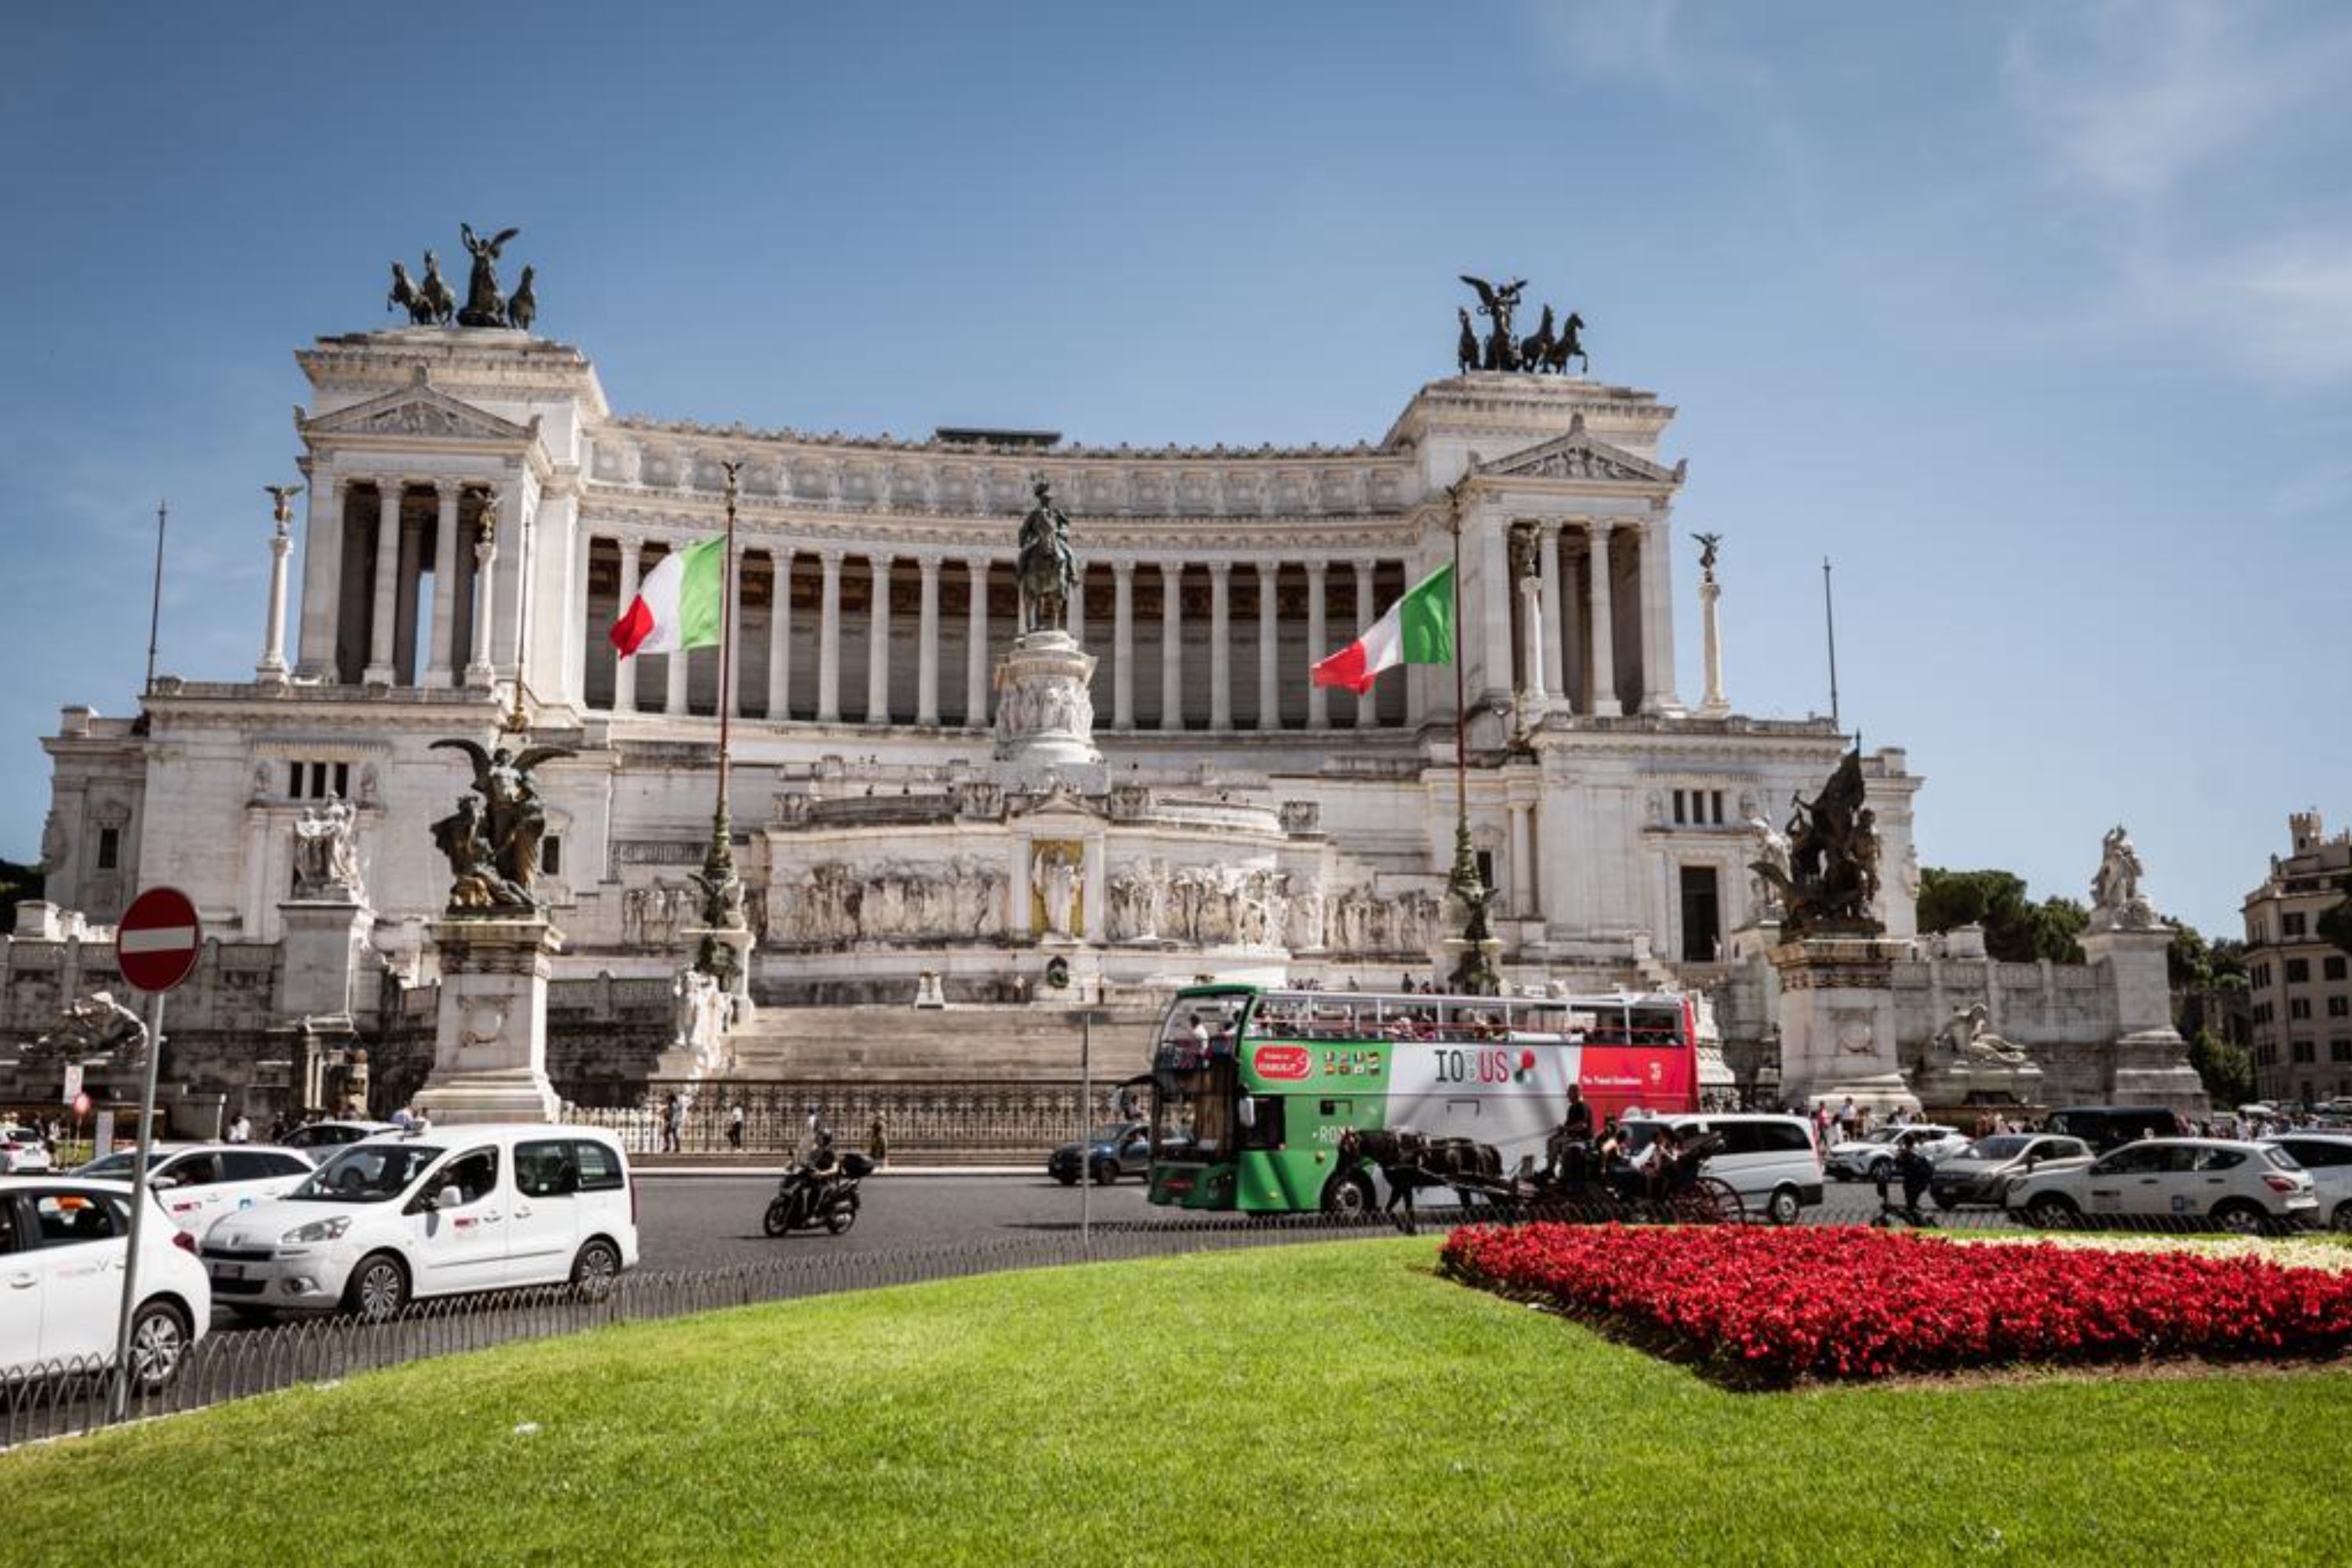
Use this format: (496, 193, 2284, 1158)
(1145, 983, 1699, 1214)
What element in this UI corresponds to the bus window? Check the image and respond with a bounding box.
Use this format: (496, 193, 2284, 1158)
(1319, 1100, 1354, 1117)
(1237, 1094, 1287, 1151)
(1159, 994, 1249, 1063)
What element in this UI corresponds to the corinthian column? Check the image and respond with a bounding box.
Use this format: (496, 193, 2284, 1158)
(256, 488, 296, 683)
(816, 549, 844, 723)
(1255, 561, 1280, 731)
(1160, 561, 1184, 732)
(1352, 559, 1377, 728)
(1208, 561, 1232, 730)
(1112, 560, 1135, 731)
(613, 538, 641, 714)
(1586, 524, 1620, 717)
(1306, 561, 1329, 730)
(364, 481, 402, 684)
(1512, 525, 1548, 711)
(866, 552, 894, 724)
(965, 556, 990, 724)
(425, 481, 461, 687)
(294, 474, 343, 678)
(1538, 522, 1567, 707)
(916, 554, 942, 725)
(766, 547, 793, 720)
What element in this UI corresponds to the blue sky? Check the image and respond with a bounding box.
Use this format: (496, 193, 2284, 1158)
(2, 1, 2347, 935)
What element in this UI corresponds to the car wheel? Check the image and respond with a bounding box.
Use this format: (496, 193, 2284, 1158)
(1090, 1157, 1119, 1186)
(1322, 1172, 1374, 1218)
(1051, 1170, 1078, 1187)
(2024, 1194, 2078, 1230)
(125, 1299, 191, 1393)
(1766, 1186, 1802, 1226)
(2333, 1201, 2352, 1235)
(2209, 1200, 2266, 1237)
(343, 1252, 409, 1322)
(569, 1239, 622, 1301)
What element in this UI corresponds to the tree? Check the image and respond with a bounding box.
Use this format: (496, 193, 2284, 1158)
(0, 858, 38, 935)
(1915, 868, 2087, 964)
(2187, 1028, 2256, 1111)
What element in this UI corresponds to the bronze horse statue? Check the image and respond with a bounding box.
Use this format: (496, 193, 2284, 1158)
(1015, 478, 1079, 633)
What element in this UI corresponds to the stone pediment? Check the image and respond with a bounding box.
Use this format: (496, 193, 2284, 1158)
(300, 370, 537, 445)
(1477, 417, 1681, 487)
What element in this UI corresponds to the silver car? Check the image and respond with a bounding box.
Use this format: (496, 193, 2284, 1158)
(1928, 1133, 2092, 1210)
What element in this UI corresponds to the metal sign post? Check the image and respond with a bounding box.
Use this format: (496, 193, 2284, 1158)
(108, 886, 201, 1420)
(1080, 1011, 1093, 1247)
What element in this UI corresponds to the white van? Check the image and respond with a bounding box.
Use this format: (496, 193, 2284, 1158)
(198, 1124, 637, 1319)
(1620, 1112, 1824, 1225)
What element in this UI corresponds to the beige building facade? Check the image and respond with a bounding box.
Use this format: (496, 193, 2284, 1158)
(2244, 811, 2352, 1106)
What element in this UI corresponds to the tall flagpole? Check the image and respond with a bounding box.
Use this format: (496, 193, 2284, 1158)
(143, 501, 168, 696)
(694, 461, 748, 992)
(1443, 477, 1498, 996)
(1822, 554, 1841, 730)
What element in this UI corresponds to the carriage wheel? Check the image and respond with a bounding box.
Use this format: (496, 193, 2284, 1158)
(1669, 1177, 1744, 1226)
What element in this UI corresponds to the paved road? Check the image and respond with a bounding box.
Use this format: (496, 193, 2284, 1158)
(204, 1174, 1990, 1330)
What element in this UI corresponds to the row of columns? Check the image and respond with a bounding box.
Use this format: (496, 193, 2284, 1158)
(1502, 518, 1678, 720)
(315, 477, 499, 688)
(593, 539, 1410, 731)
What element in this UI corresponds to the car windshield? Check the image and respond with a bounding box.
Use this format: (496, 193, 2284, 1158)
(289, 1143, 445, 1202)
(1090, 1124, 1134, 1144)
(75, 1152, 143, 1178)
(1962, 1136, 2035, 1160)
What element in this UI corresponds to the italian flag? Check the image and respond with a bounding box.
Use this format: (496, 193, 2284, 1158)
(610, 534, 726, 657)
(1311, 562, 1456, 694)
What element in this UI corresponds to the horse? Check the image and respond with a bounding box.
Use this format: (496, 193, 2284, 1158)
(1546, 311, 1588, 374)
(1519, 304, 1556, 372)
(1015, 526, 1076, 633)
(1456, 307, 1479, 375)
(417, 251, 457, 325)
(506, 266, 537, 333)
(388, 261, 435, 325)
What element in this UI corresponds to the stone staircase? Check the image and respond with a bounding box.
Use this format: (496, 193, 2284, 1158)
(716, 1004, 1163, 1083)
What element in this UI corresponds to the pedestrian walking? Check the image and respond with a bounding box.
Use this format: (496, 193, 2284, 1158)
(867, 1112, 889, 1167)
(226, 1112, 251, 1144)
(662, 1092, 685, 1154)
(726, 1102, 745, 1152)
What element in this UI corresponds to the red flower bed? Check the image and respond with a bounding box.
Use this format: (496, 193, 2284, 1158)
(1440, 1224, 2352, 1385)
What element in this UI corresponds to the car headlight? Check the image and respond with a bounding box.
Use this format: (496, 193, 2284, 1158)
(281, 1217, 352, 1245)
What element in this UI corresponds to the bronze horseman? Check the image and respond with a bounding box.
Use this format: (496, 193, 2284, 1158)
(1015, 477, 1080, 633)
(1749, 748, 1882, 938)
(429, 738, 575, 913)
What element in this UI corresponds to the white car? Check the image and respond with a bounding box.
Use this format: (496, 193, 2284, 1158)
(2004, 1138, 2318, 1235)
(2, 1126, 54, 1174)
(1824, 1124, 1968, 1182)
(1619, 1112, 1825, 1225)
(277, 1120, 400, 1153)
(199, 1125, 638, 1319)
(2262, 1133, 2352, 1232)
(1, 1175, 210, 1390)
(76, 1145, 317, 1235)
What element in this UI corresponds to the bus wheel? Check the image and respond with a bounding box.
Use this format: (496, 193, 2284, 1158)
(1321, 1172, 1374, 1218)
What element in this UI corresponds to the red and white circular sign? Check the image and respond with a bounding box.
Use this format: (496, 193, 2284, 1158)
(118, 886, 202, 994)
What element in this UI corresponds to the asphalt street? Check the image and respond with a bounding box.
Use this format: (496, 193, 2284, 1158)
(201, 1174, 1991, 1331)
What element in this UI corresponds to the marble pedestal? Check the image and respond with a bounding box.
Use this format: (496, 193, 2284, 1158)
(276, 898, 376, 1023)
(1770, 935, 1919, 1114)
(419, 917, 563, 1124)
(1911, 1057, 2047, 1117)
(2081, 924, 2209, 1114)
(993, 630, 1105, 789)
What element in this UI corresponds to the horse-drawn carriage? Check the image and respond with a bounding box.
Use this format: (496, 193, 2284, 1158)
(1336, 1126, 1746, 1232)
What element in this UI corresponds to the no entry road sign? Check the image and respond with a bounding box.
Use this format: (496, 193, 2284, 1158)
(117, 886, 201, 994)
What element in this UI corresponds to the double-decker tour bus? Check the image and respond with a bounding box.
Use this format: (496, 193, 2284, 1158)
(1146, 982, 1698, 1214)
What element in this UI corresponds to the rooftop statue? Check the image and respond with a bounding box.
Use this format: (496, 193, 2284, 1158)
(1015, 477, 1080, 635)
(1751, 748, 1882, 939)
(1454, 278, 1587, 376)
(384, 227, 532, 330)
(430, 738, 575, 914)
(1459, 274, 1527, 372)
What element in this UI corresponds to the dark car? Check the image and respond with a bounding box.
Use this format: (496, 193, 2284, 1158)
(1047, 1122, 1150, 1186)
(1929, 1133, 2093, 1210)
(2042, 1106, 2181, 1153)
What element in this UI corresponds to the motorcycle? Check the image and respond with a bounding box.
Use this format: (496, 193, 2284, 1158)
(764, 1149, 873, 1237)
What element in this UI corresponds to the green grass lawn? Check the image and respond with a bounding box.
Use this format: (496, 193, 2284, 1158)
(3, 1239, 2348, 1566)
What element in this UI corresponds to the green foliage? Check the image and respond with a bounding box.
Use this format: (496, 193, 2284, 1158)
(1917, 867, 2088, 964)
(2, 1243, 2350, 1563)
(0, 858, 40, 934)
(2188, 1028, 2257, 1109)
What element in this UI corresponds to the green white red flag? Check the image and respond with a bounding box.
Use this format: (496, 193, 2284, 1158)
(1312, 562, 1456, 693)
(610, 535, 725, 657)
